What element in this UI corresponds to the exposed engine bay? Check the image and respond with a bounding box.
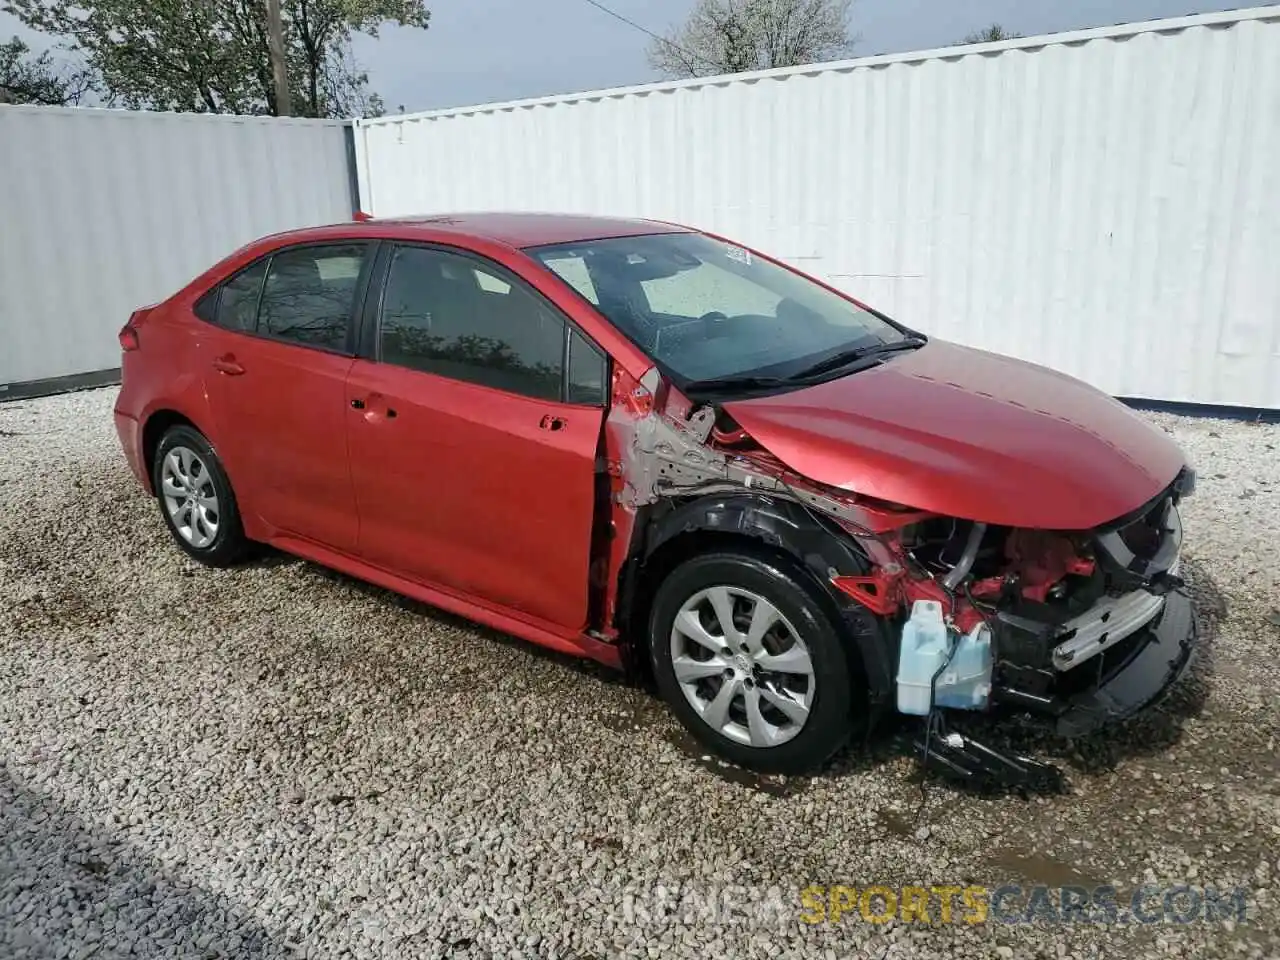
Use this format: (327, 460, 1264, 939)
(607, 368, 1197, 781)
(888, 508, 1187, 715)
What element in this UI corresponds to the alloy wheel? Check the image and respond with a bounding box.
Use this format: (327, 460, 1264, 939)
(668, 585, 816, 748)
(160, 445, 220, 549)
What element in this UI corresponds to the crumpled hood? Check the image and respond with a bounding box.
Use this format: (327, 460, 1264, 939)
(722, 339, 1188, 530)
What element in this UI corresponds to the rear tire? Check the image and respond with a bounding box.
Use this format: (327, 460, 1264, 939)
(649, 549, 861, 774)
(152, 425, 248, 568)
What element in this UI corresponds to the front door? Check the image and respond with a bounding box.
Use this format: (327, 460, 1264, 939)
(200, 241, 373, 552)
(345, 243, 609, 630)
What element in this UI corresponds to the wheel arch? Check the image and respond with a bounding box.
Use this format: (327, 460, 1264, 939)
(141, 409, 207, 493)
(619, 494, 895, 711)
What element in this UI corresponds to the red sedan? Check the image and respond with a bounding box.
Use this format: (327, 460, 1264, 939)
(114, 213, 1197, 776)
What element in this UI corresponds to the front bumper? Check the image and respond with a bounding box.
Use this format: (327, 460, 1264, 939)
(996, 590, 1197, 737)
(1055, 589, 1197, 736)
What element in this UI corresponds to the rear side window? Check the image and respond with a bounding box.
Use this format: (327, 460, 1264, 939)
(216, 260, 268, 333)
(257, 244, 368, 352)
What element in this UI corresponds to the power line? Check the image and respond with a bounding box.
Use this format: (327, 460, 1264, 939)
(578, 0, 714, 72)
(579, 0, 672, 48)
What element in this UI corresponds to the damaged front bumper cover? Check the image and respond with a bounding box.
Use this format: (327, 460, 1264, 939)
(996, 589, 1198, 737)
(916, 592, 1196, 789)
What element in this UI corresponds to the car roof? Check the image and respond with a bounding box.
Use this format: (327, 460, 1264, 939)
(332, 211, 692, 249)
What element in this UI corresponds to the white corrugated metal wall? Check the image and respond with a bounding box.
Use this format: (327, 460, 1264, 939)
(353, 6, 1280, 411)
(0, 106, 354, 391)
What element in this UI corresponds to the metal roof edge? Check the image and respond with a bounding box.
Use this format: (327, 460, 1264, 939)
(0, 103, 352, 126)
(353, 4, 1280, 129)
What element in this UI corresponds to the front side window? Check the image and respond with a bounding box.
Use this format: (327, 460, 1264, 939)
(256, 244, 368, 352)
(530, 233, 917, 392)
(378, 246, 566, 401)
(567, 328, 607, 405)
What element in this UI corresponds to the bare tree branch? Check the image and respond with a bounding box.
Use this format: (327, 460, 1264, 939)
(648, 0, 855, 79)
(0, 35, 95, 104)
(958, 24, 1021, 45)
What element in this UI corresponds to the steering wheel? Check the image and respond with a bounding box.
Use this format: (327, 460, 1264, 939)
(699, 311, 731, 337)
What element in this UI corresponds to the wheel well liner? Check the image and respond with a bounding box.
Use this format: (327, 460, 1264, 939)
(141, 410, 200, 491)
(619, 493, 895, 709)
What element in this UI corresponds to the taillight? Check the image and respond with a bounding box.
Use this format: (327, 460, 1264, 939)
(119, 306, 154, 352)
(118, 322, 140, 352)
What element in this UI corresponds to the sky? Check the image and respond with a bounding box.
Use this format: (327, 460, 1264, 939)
(0, 1, 1260, 113)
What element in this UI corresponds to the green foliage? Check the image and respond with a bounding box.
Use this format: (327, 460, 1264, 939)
(1, 0, 428, 116)
(0, 34, 94, 104)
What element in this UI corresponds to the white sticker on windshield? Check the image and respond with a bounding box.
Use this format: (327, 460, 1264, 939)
(725, 245, 752, 266)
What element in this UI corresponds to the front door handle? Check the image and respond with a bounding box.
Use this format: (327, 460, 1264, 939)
(352, 395, 397, 419)
(539, 415, 567, 432)
(212, 355, 245, 376)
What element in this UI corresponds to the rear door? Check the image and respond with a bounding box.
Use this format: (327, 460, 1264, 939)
(345, 242, 609, 630)
(198, 241, 375, 551)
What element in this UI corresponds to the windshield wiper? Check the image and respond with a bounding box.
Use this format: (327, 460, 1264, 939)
(682, 337, 926, 397)
(790, 337, 927, 380)
(681, 374, 793, 395)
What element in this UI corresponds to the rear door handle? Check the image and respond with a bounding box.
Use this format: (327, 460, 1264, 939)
(212, 355, 245, 376)
(539, 415, 567, 432)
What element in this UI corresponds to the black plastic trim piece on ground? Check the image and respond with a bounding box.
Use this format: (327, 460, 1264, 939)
(1118, 396, 1280, 423)
(0, 368, 122, 402)
(914, 720, 1066, 793)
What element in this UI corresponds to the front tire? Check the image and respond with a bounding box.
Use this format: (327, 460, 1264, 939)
(649, 550, 860, 774)
(152, 425, 248, 567)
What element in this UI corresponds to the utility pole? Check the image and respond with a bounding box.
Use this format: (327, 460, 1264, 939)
(266, 0, 292, 116)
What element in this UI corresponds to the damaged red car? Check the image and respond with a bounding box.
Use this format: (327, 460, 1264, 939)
(114, 213, 1197, 775)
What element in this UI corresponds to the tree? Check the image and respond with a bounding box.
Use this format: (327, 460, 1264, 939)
(1, 0, 428, 117)
(959, 24, 1021, 45)
(0, 35, 94, 104)
(648, 0, 856, 79)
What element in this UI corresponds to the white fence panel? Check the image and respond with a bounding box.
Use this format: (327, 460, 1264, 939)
(354, 6, 1280, 411)
(0, 106, 354, 391)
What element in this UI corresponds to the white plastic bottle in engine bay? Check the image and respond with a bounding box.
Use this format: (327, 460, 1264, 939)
(896, 600, 994, 715)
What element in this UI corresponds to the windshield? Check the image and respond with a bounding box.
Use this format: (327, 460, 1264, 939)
(528, 232, 915, 390)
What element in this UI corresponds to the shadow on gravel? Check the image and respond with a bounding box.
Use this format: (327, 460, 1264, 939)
(257, 551, 635, 688)
(863, 557, 1228, 799)
(236, 549, 1229, 798)
(0, 769, 287, 959)
(1001, 556, 1224, 775)
(707, 558, 1233, 802)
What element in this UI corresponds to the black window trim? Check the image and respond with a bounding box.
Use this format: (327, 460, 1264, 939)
(362, 240, 610, 407)
(193, 239, 381, 358)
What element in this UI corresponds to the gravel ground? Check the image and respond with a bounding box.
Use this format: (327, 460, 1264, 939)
(1, 387, 1277, 960)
